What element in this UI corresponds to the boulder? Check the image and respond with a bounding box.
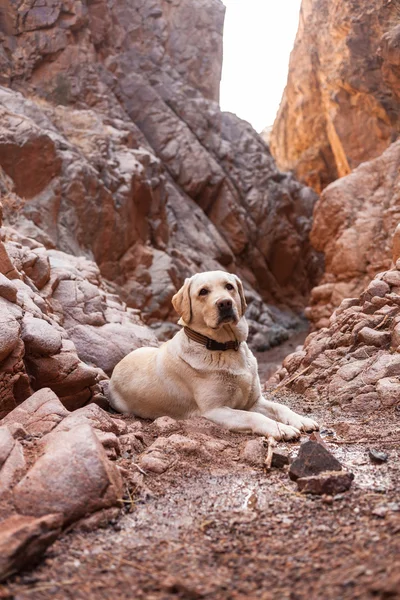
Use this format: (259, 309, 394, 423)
(14, 424, 123, 525)
(1, 388, 69, 436)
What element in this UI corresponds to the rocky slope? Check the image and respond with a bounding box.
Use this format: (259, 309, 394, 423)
(271, 0, 400, 192)
(0, 0, 322, 348)
(268, 259, 400, 413)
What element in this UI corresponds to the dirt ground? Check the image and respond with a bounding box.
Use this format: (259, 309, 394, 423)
(2, 337, 400, 600)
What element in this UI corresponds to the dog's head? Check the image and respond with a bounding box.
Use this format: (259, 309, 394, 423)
(172, 271, 247, 332)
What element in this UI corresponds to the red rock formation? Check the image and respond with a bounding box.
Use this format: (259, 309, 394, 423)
(306, 140, 400, 329)
(271, 0, 400, 192)
(268, 263, 400, 413)
(0, 0, 322, 348)
(0, 205, 157, 417)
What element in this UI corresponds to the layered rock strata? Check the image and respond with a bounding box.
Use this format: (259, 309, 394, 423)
(0, 0, 322, 346)
(271, 0, 400, 192)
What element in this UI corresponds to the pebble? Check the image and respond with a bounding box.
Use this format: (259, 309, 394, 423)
(368, 449, 388, 464)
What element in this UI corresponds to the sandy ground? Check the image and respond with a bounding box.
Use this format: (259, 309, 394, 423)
(2, 337, 400, 600)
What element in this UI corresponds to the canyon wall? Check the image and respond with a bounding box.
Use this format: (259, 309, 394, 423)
(306, 141, 400, 329)
(271, 0, 400, 193)
(0, 0, 322, 350)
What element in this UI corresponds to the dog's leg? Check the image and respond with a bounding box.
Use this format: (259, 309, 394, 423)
(202, 406, 301, 441)
(251, 396, 319, 432)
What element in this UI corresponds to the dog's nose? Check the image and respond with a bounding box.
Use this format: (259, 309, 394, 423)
(217, 298, 233, 310)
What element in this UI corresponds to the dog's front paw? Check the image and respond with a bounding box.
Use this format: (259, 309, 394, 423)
(283, 411, 319, 433)
(272, 423, 301, 441)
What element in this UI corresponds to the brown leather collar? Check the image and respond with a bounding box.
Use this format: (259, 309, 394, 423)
(184, 327, 240, 351)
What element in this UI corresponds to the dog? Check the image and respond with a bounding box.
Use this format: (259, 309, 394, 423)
(109, 271, 319, 440)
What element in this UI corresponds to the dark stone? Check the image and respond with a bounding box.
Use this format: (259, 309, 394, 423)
(271, 452, 291, 469)
(369, 449, 388, 464)
(289, 440, 342, 481)
(297, 471, 354, 495)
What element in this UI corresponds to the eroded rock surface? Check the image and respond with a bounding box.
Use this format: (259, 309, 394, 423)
(271, 0, 400, 192)
(0, 208, 157, 417)
(0, 514, 63, 582)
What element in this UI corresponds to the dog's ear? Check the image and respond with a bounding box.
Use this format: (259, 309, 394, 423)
(234, 275, 247, 317)
(172, 278, 193, 323)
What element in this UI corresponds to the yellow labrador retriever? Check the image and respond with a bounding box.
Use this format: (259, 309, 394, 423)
(109, 271, 318, 440)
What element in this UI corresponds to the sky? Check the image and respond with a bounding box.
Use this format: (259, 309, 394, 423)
(220, 0, 302, 133)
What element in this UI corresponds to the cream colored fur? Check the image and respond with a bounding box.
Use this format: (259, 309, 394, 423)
(109, 271, 319, 440)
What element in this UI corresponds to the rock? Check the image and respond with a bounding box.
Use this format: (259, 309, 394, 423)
(357, 328, 391, 347)
(0, 426, 26, 495)
(241, 439, 266, 467)
(6, 422, 28, 440)
(0, 309, 20, 362)
(1, 388, 69, 436)
(0, 273, 17, 303)
(139, 452, 170, 474)
(376, 378, 400, 407)
(271, 452, 290, 469)
(14, 424, 123, 525)
(21, 316, 63, 356)
(0, 513, 63, 582)
(296, 471, 354, 495)
(153, 416, 180, 434)
(289, 441, 342, 482)
(372, 503, 400, 518)
(161, 434, 200, 455)
(271, 264, 400, 412)
(369, 449, 389, 464)
(271, 0, 400, 192)
(48, 403, 120, 437)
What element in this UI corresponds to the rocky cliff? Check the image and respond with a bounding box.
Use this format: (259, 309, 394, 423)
(271, 0, 400, 192)
(0, 0, 322, 351)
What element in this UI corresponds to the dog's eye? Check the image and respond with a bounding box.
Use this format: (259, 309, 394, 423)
(199, 288, 209, 296)
(225, 283, 234, 291)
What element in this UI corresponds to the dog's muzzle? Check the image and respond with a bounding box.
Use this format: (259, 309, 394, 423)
(217, 298, 236, 324)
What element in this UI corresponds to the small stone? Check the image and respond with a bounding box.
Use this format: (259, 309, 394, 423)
(289, 440, 342, 481)
(242, 439, 266, 467)
(297, 471, 354, 495)
(270, 451, 290, 469)
(153, 416, 180, 434)
(369, 449, 388, 464)
(139, 451, 170, 474)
